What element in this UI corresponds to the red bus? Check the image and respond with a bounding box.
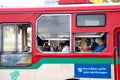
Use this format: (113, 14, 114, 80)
(0, 1, 120, 80)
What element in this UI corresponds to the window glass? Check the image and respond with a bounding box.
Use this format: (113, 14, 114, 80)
(75, 33, 107, 53)
(3, 25, 16, 51)
(37, 14, 71, 53)
(37, 14, 70, 39)
(0, 23, 32, 67)
(1, 54, 31, 66)
(77, 14, 105, 27)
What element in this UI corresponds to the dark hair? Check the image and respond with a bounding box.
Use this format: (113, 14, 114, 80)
(86, 38, 91, 42)
(65, 41, 69, 46)
(43, 43, 50, 51)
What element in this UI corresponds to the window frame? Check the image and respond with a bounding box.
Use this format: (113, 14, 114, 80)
(36, 14, 72, 53)
(0, 23, 32, 67)
(74, 32, 107, 53)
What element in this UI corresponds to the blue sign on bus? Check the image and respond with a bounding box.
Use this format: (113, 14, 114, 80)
(74, 64, 111, 78)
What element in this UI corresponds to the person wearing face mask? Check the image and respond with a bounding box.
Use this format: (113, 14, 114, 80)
(85, 38, 91, 47)
(60, 41, 70, 53)
(90, 38, 98, 50)
(94, 37, 106, 52)
(80, 38, 92, 52)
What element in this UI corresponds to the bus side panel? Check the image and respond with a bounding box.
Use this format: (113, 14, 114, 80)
(117, 64, 120, 80)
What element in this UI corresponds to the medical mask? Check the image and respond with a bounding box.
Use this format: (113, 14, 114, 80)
(95, 39, 99, 44)
(85, 42, 91, 46)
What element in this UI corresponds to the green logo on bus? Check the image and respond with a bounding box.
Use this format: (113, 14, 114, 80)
(10, 71, 20, 80)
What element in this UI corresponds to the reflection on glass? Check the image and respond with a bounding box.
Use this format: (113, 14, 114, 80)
(1, 54, 31, 66)
(3, 25, 16, 51)
(37, 14, 70, 39)
(77, 14, 105, 26)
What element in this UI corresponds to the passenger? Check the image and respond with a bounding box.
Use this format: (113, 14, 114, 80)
(23, 46, 31, 52)
(85, 38, 91, 47)
(43, 43, 50, 51)
(75, 46, 81, 52)
(49, 43, 55, 52)
(60, 41, 70, 52)
(50, 46, 54, 52)
(90, 38, 98, 50)
(54, 46, 59, 52)
(94, 37, 106, 52)
(80, 38, 91, 52)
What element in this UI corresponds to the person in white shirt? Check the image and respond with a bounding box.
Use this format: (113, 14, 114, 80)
(60, 41, 70, 53)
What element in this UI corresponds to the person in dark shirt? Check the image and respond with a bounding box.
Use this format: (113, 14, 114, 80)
(94, 37, 106, 52)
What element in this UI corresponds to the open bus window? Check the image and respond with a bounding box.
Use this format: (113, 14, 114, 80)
(75, 32, 107, 53)
(37, 14, 71, 53)
(0, 23, 32, 67)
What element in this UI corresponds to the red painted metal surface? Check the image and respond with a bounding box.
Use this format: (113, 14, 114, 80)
(58, 0, 91, 4)
(0, 6, 119, 51)
(0, 5, 119, 60)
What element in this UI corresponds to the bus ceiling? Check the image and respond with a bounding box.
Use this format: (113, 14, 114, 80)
(58, 0, 92, 4)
